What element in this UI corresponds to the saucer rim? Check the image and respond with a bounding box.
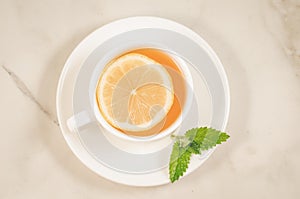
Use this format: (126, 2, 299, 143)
(56, 16, 230, 186)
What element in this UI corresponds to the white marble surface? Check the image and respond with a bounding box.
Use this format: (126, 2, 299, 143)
(1, 0, 300, 198)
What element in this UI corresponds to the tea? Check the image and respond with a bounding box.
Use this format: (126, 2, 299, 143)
(96, 48, 186, 137)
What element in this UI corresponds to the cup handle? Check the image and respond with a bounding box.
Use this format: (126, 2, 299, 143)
(67, 111, 93, 132)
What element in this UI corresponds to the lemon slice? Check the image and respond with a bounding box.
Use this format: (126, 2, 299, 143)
(96, 53, 174, 132)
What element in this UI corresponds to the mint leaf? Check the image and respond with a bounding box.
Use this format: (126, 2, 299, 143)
(197, 127, 223, 151)
(169, 127, 230, 183)
(169, 142, 192, 183)
(217, 133, 230, 144)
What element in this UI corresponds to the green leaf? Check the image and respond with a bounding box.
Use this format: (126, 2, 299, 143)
(169, 142, 192, 183)
(169, 127, 230, 183)
(190, 127, 230, 153)
(217, 133, 230, 144)
(198, 127, 222, 151)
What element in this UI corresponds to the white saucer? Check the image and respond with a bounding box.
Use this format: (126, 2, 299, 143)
(56, 16, 230, 186)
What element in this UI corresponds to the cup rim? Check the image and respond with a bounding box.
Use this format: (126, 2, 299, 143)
(93, 47, 194, 142)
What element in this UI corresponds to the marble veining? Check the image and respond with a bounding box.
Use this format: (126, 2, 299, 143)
(271, 0, 300, 70)
(1, 65, 59, 126)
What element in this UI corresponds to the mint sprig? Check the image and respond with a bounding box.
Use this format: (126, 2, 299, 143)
(169, 127, 230, 183)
